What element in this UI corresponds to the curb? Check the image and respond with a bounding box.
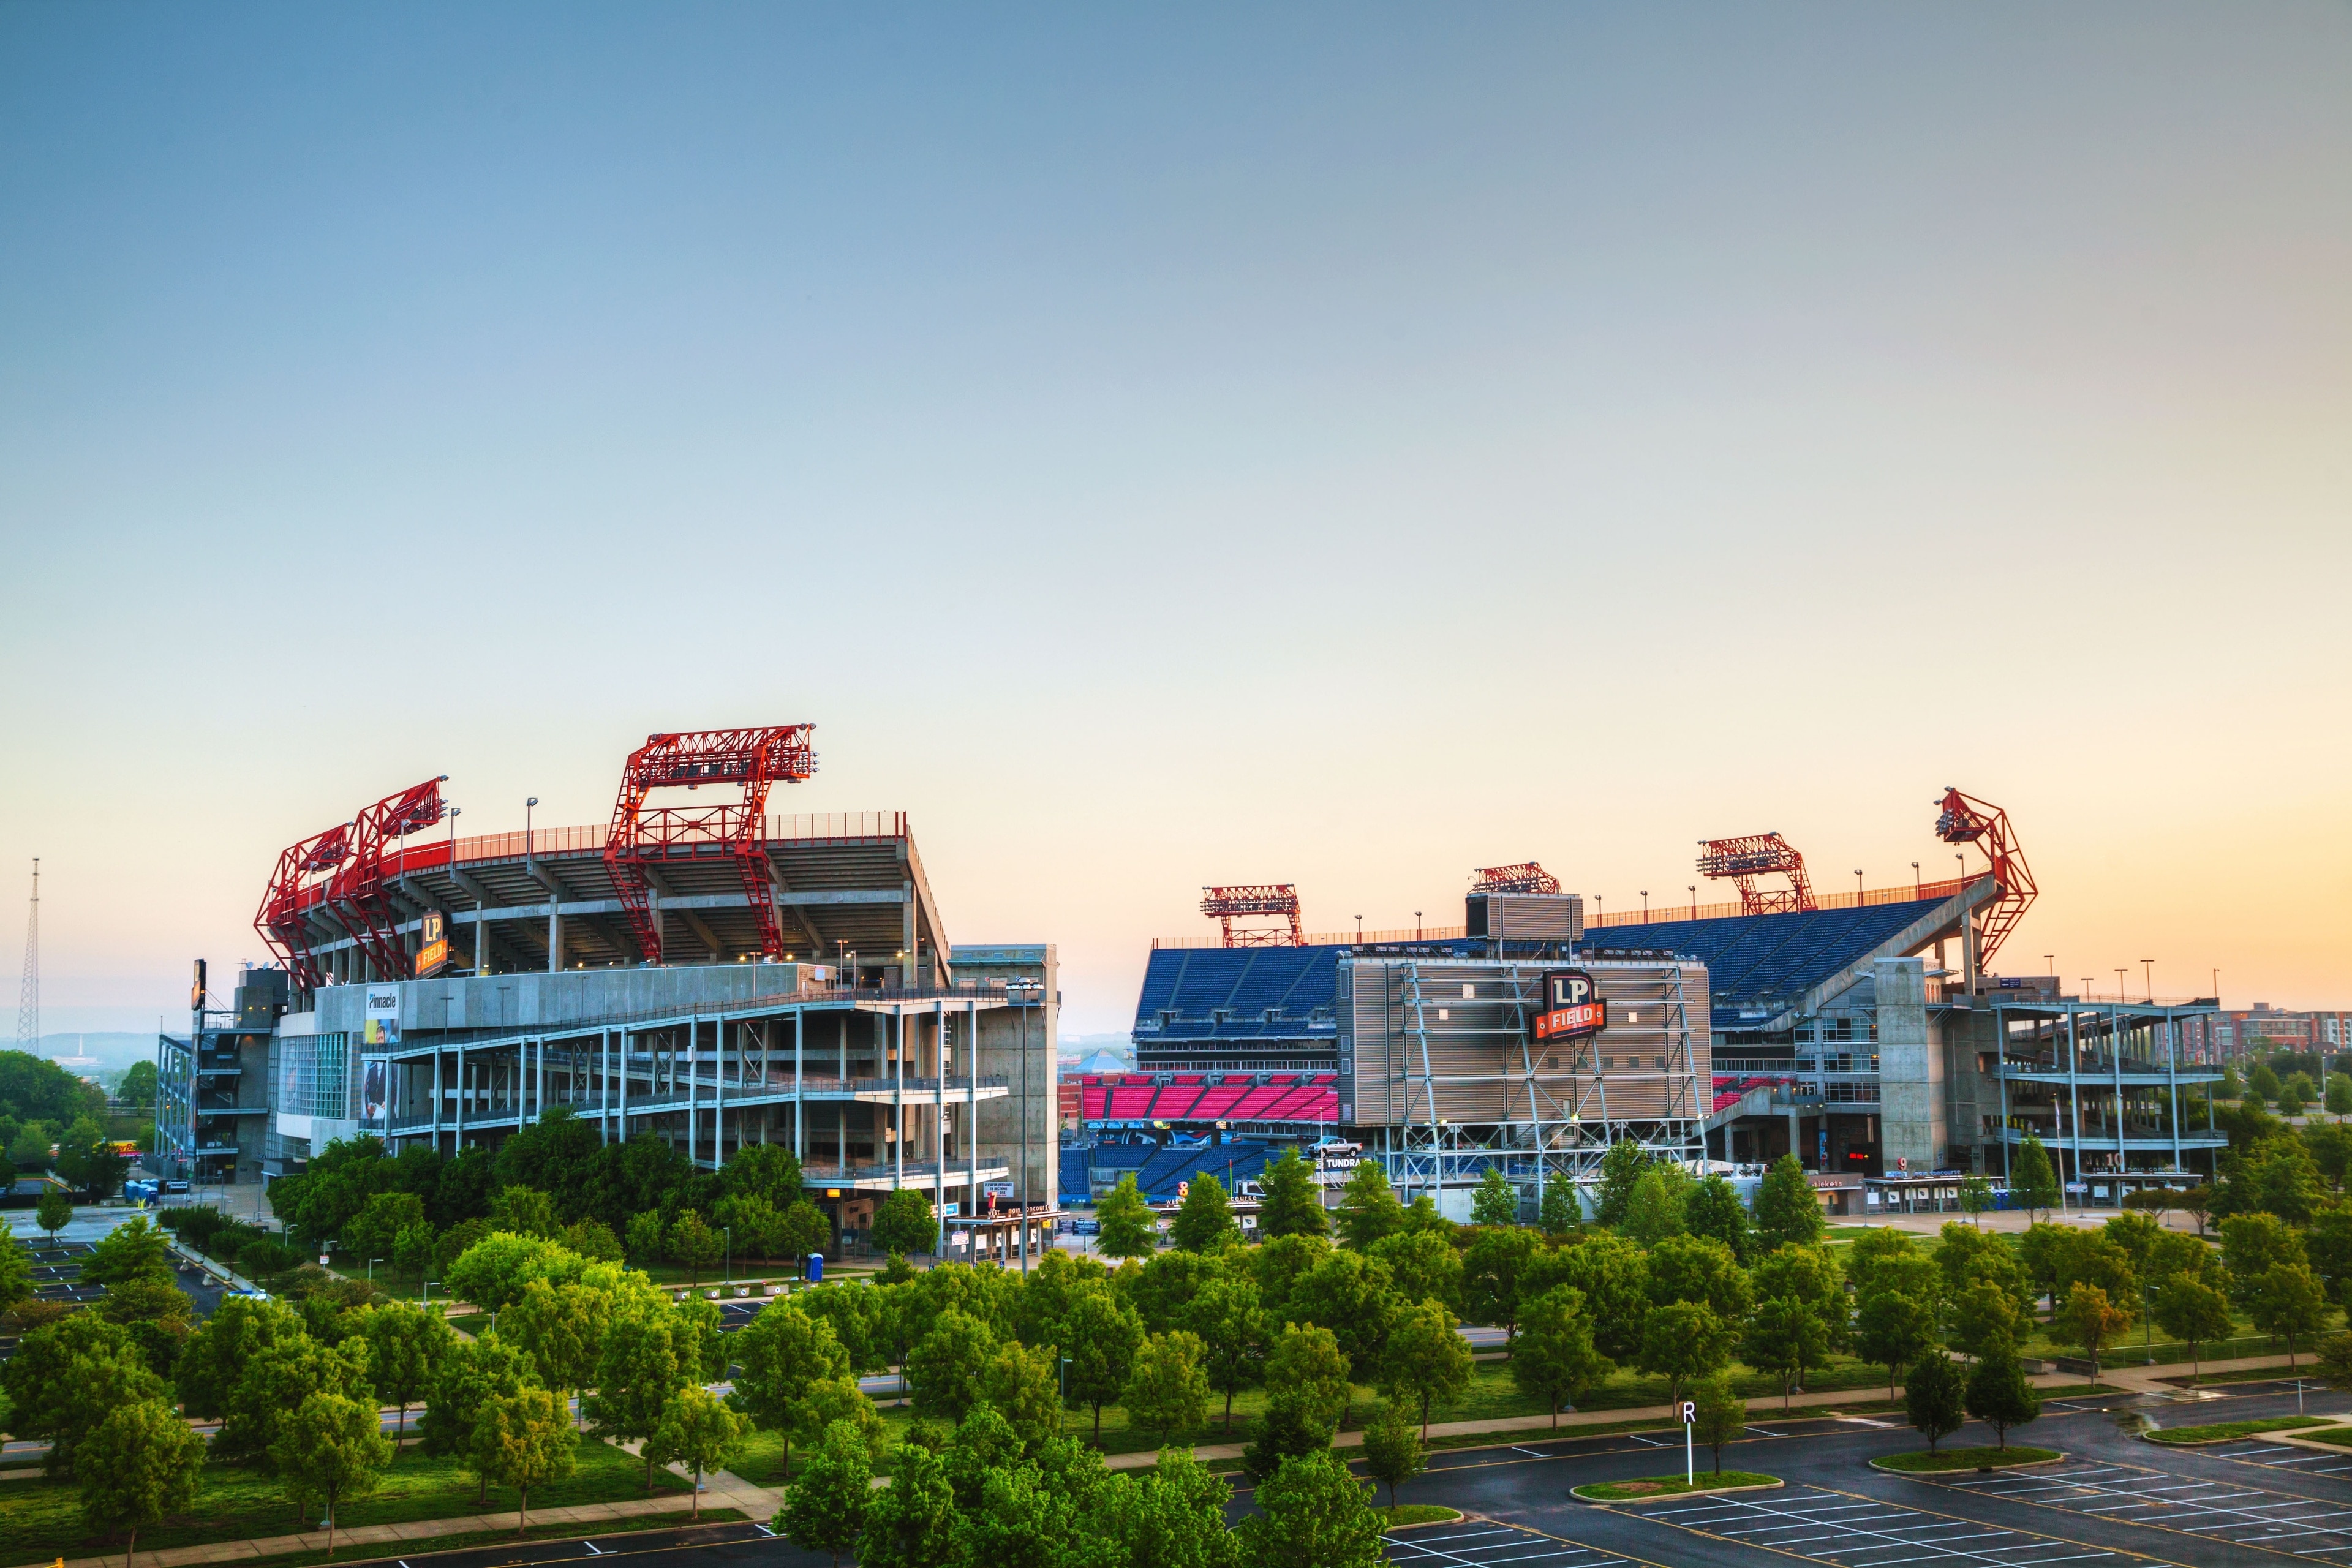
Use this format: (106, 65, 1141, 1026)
(1574, 1477, 1785, 1504)
(1870, 1451, 2065, 1474)
(1381, 1508, 1468, 1532)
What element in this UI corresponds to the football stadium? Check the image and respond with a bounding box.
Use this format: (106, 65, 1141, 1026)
(1075, 790, 2225, 1220)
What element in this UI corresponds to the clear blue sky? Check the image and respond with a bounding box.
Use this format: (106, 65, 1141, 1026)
(3, 4, 2346, 1035)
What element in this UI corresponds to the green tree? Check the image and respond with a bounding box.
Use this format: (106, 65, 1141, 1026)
(2247, 1060, 2283, 1104)
(2248, 1262, 2332, 1370)
(2009, 1134, 2060, 1219)
(1094, 1174, 1160, 1261)
(1637, 1300, 1732, 1407)
(1460, 1224, 1544, 1351)
(1537, 1179, 1581, 1237)
(1593, 1140, 1649, 1230)
(1065, 1287, 1146, 1443)
(666, 1211, 720, 1284)
(1185, 1274, 1270, 1433)
(1937, 1220, 2030, 1303)
(1236, 1450, 1383, 1568)
(2153, 1275, 2235, 1382)
(1842, 1227, 1922, 1300)
(1958, 1175, 1994, 1226)
(1691, 1374, 1746, 1474)
(355, 1300, 453, 1449)
(1262, 1322, 1354, 1434)
(85, 1215, 175, 1286)
(793, 1375, 892, 1469)
(1332, 1160, 1404, 1251)
(644, 1385, 744, 1520)
(1741, 1297, 1829, 1411)
(1948, 1279, 2027, 1362)
(2222, 1212, 2307, 1302)
(777, 1198, 831, 1261)
(1471, 1167, 1518, 1228)
(1512, 1284, 1611, 1427)
(1556, 1232, 1653, 1362)
(2280, 1079, 2309, 1118)
(625, 1212, 665, 1265)
(1623, 1164, 1693, 1247)
(980, 1340, 1065, 1451)
(730, 1300, 850, 1475)
(1964, 1351, 2040, 1448)
(1257, 1150, 1328, 1239)
(77, 1398, 206, 1568)
(712, 1193, 785, 1261)
(218, 1333, 373, 1472)
(473, 1386, 576, 1534)
(780, 1419, 872, 1568)
(561, 1218, 625, 1263)
(442, 1231, 584, 1314)
(1124, 1329, 1212, 1446)
(1752, 1243, 1849, 1346)
(392, 1221, 436, 1282)
(1685, 1175, 1755, 1263)
(1649, 1234, 1754, 1322)
(1242, 1395, 1334, 1484)
(1854, 1288, 1941, 1398)
(1288, 1249, 1400, 1384)
(4, 1312, 166, 1476)
(1168, 1172, 1240, 1253)
(1380, 1300, 1472, 1439)
(176, 1295, 301, 1420)
(420, 1332, 530, 1499)
(1904, 1351, 1967, 1453)
(1753, 1153, 1825, 1249)
(271, 1391, 393, 1554)
(37, 1187, 75, 1242)
(1360, 1401, 1426, 1514)
(345, 1191, 428, 1265)
(905, 1308, 998, 1425)
(2329, 1075, 2352, 1121)
(487, 1185, 561, 1239)
(587, 1307, 692, 1489)
(2051, 1283, 2133, 1383)
(503, 1279, 613, 1428)
(1369, 1227, 1463, 1311)
(858, 1441, 957, 1568)
(870, 1188, 939, 1260)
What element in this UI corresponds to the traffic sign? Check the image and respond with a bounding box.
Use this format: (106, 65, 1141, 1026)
(1679, 1401, 1696, 1424)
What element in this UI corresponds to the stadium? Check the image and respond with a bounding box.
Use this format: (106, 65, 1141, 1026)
(1074, 789, 2226, 1221)
(154, 726, 1059, 1257)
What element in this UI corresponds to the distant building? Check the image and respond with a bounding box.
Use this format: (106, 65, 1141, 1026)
(2182, 1005, 2352, 1061)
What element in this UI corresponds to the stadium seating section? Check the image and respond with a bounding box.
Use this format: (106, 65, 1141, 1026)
(1076, 1071, 1338, 1126)
(1583, 899, 1946, 1009)
(1132, 946, 1343, 1042)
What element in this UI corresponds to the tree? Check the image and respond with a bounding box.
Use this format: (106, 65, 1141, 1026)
(625, 1212, 665, 1265)
(731, 1300, 850, 1474)
(1593, 1140, 1649, 1230)
(272, 1392, 392, 1555)
(1243, 1395, 1334, 1484)
(780, 1420, 872, 1568)
(1623, 1166, 1693, 1247)
(2248, 1262, 2332, 1371)
(505, 1279, 613, 1428)
(1289, 1250, 1400, 1384)
(871, 1187, 939, 1259)
(1236, 1450, 1384, 1568)
(1257, 1150, 1328, 1239)
(468, 1387, 575, 1534)
(587, 1307, 692, 1489)
(356, 1300, 453, 1449)
(1556, 1233, 1653, 1362)
(858, 1441, 957, 1568)
(1739, 1292, 1826, 1407)
(1381, 1300, 1472, 1439)
(442, 1231, 584, 1314)
(712, 1193, 786, 1261)
(217, 1333, 374, 1473)
(393, 1222, 436, 1282)
(1460, 1225, 1544, 1350)
(2280, 1079, 2309, 1118)
(793, 1375, 892, 1471)
(36, 1188, 74, 1243)
(4, 1313, 165, 1477)
(1065, 1287, 1144, 1444)
(667, 1211, 720, 1285)
(1512, 1284, 1612, 1427)
(2329, 1075, 2352, 1121)
(1949, 1279, 2027, 1362)
(345, 1191, 428, 1265)
(2051, 1283, 2133, 1384)
(1904, 1352, 1967, 1453)
(980, 1341, 1064, 1452)
(905, 1308, 998, 1425)
(1094, 1174, 1160, 1261)
(85, 1215, 175, 1286)
(1691, 1374, 1746, 1474)
(1964, 1352, 2040, 1449)
(1650, 1234, 1754, 1322)
(1686, 1175, 1755, 1263)
(1854, 1288, 1941, 1399)
(2248, 1060, 2283, 1104)
(1186, 1275, 1270, 1433)
(1538, 1180, 1581, 1237)
(2010, 1134, 2060, 1219)
(1958, 1175, 1994, 1225)
(1753, 1153, 1823, 1249)
(1332, 1160, 1404, 1251)
(644, 1385, 744, 1520)
(1360, 1401, 1426, 1514)
(1370, 1227, 1463, 1312)
(778, 1198, 831, 1261)
(1637, 1302, 1732, 1407)
(420, 1333, 530, 1500)
(1262, 1322, 1354, 1434)
(77, 1398, 206, 1568)
(1169, 1172, 1240, 1253)
(2222, 1212, 2307, 1302)
(2154, 1275, 2234, 1382)
(1471, 1167, 1517, 1228)
(562, 1218, 625, 1263)
(1124, 1329, 1212, 1447)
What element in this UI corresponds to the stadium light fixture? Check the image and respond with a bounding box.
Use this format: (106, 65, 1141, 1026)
(1912, 861, 1920, 895)
(1687, 884, 1696, 918)
(2141, 960, 2154, 1001)
(1640, 891, 1648, 921)
(526, 798, 538, 862)
(1853, 870, 1863, 901)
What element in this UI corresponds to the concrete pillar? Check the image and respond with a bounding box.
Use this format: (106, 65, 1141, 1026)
(1874, 957, 1940, 1172)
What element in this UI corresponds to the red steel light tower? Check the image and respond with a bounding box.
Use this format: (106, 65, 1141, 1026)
(605, 726, 817, 965)
(1471, 862, 1562, 895)
(1199, 884, 1305, 947)
(328, 778, 448, 980)
(1695, 832, 1818, 916)
(255, 823, 354, 993)
(1934, 786, 2037, 967)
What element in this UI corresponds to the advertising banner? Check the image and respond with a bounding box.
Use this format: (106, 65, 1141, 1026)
(414, 909, 450, 979)
(360, 1058, 387, 1123)
(363, 986, 401, 1047)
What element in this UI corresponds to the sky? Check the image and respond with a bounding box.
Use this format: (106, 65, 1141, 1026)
(1, 3, 2346, 1039)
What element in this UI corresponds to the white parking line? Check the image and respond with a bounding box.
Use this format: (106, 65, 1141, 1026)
(1634, 1484, 2140, 1568)
(1937, 1458, 2352, 1560)
(1382, 1523, 1645, 1568)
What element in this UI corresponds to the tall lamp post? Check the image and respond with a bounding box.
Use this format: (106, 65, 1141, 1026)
(1687, 884, 1696, 918)
(2141, 960, 2154, 1002)
(526, 797, 538, 862)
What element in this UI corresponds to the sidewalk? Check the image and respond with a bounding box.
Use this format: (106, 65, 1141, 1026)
(53, 1452, 779, 1568)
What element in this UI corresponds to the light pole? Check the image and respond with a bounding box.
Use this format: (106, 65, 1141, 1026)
(1687, 885, 1696, 918)
(1854, 870, 1864, 903)
(526, 797, 538, 862)
(1414, 911, 1422, 939)
(1912, 861, 1920, 897)
(2142, 960, 2154, 1001)
(1354, 915, 1362, 941)
(1640, 891, 1649, 922)
(2116, 969, 2127, 1001)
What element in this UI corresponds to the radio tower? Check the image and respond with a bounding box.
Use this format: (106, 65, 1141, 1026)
(13, 860, 37, 1054)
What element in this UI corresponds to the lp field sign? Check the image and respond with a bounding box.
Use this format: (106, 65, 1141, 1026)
(1532, 969, 1607, 1044)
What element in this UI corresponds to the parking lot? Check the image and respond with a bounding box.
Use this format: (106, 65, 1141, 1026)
(1929, 1458, 2352, 1562)
(1384, 1521, 1654, 1568)
(1628, 1483, 2145, 1568)
(2208, 1441, 2352, 1480)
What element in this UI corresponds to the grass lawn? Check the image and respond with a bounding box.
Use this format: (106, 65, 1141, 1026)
(2146, 1417, 2334, 1446)
(2162, 1363, 2327, 1387)
(127, 1509, 748, 1568)
(2288, 1428, 2352, 1448)
(1573, 1471, 1777, 1501)
(0, 1433, 688, 1567)
(1381, 1506, 1462, 1531)
(1875, 1446, 2059, 1472)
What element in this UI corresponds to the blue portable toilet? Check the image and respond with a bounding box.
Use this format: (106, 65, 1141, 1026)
(805, 1252, 823, 1284)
